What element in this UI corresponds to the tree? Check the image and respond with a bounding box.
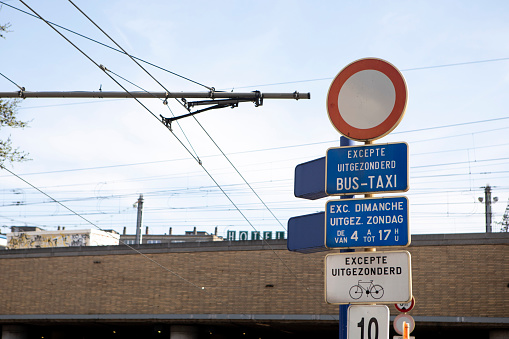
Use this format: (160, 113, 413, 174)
(0, 19, 10, 39)
(496, 199, 509, 232)
(1, 20, 29, 166)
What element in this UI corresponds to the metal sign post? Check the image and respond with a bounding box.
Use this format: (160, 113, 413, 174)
(288, 58, 412, 339)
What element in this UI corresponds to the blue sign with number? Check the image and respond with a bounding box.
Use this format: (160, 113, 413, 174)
(325, 196, 410, 248)
(326, 142, 408, 195)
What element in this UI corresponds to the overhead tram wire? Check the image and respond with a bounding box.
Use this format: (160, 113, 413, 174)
(9, 1, 502, 294)
(0, 72, 25, 91)
(16, 0, 201, 166)
(2, 136, 508, 194)
(392, 117, 509, 136)
(232, 59, 509, 89)
(401, 57, 509, 72)
(5, 3, 506, 240)
(105, 67, 201, 162)
(5, 1, 509, 93)
(17, 99, 127, 110)
(101, 72, 291, 191)
(66, 0, 297, 232)
(18, 1, 326, 313)
(0, 165, 202, 289)
(15, 0, 226, 291)
(412, 156, 509, 169)
(192, 117, 288, 231)
(2, 94, 317, 321)
(0, 1, 212, 91)
(66, 0, 295, 236)
(106, 66, 289, 231)
(67, 0, 190, 113)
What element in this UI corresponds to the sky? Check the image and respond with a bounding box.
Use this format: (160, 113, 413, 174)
(1, 0, 509, 239)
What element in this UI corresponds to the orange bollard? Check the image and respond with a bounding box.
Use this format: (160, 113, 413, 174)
(403, 321, 409, 339)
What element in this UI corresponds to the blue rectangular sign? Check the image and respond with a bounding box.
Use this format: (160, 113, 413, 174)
(326, 142, 408, 195)
(287, 212, 327, 253)
(325, 196, 410, 248)
(294, 157, 327, 200)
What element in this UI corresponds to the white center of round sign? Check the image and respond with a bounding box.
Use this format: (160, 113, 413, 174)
(338, 70, 396, 129)
(393, 313, 415, 335)
(326, 58, 408, 141)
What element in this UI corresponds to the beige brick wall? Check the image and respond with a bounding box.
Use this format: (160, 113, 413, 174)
(0, 242, 507, 319)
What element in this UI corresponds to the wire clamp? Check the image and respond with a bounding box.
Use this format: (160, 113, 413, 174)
(18, 87, 26, 99)
(293, 91, 300, 100)
(160, 115, 172, 131)
(253, 90, 263, 107)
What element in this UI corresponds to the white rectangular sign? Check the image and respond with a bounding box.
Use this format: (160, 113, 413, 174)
(325, 251, 412, 304)
(348, 305, 389, 339)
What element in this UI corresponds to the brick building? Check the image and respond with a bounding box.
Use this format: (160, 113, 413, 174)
(0, 233, 507, 339)
(119, 227, 223, 245)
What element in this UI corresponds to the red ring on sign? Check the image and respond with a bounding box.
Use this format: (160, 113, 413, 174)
(327, 58, 407, 141)
(393, 313, 415, 335)
(395, 296, 415, 313)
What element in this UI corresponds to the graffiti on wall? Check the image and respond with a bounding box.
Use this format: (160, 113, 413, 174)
(8, 232, 90, 249)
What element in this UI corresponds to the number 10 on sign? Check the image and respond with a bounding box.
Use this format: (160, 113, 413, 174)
(348, 305, 389, 339)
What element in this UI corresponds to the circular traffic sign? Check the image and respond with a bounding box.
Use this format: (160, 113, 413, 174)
(393, 313, 415, 335)
(395, 296, 415, 313)
(326, 58, 408, 141)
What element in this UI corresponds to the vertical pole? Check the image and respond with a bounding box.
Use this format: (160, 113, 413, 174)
(135, 194, 144, 245)
(339, 303, 349, 339)
(364, 139, 376, 253)
(339, 136, 354, 339)
(485, 185, 492, 233)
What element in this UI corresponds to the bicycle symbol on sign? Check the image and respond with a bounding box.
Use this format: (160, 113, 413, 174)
(349, 280, 384, 300)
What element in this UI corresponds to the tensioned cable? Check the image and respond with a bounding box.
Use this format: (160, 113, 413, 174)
(4, 1, 509, 93)
(2, 133, 507, 191)
(107, 66, 288, 231)
(3, 168, 506, 210)
(5, 4, 506, 237)
(15, 1, 224, 292)
(110, 81, 296, 275)
(412, 156, 509, 169)
(17, 99, 125, 109)
(0, 168, 333, 324)
(5, 166, 325, 311)
(0, 72, 24, 91)
(0, 1, 212, 91)
(67, 0, 189, 113)
(2, 93, 326, 323)
(18, 0, 327, 312)
(394, 117, 509, 135)
(401, 57, 509, 72)
(106, 67, 201, 161)
(0, 164, 202, 288)
(67, 0, 298, 232)
(3, 153, 330, 322)
(16, 1, 201, 165)
(231, 59, 509, 89)
(193, 116, 289, 230)
(13, 3, 502, 316)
